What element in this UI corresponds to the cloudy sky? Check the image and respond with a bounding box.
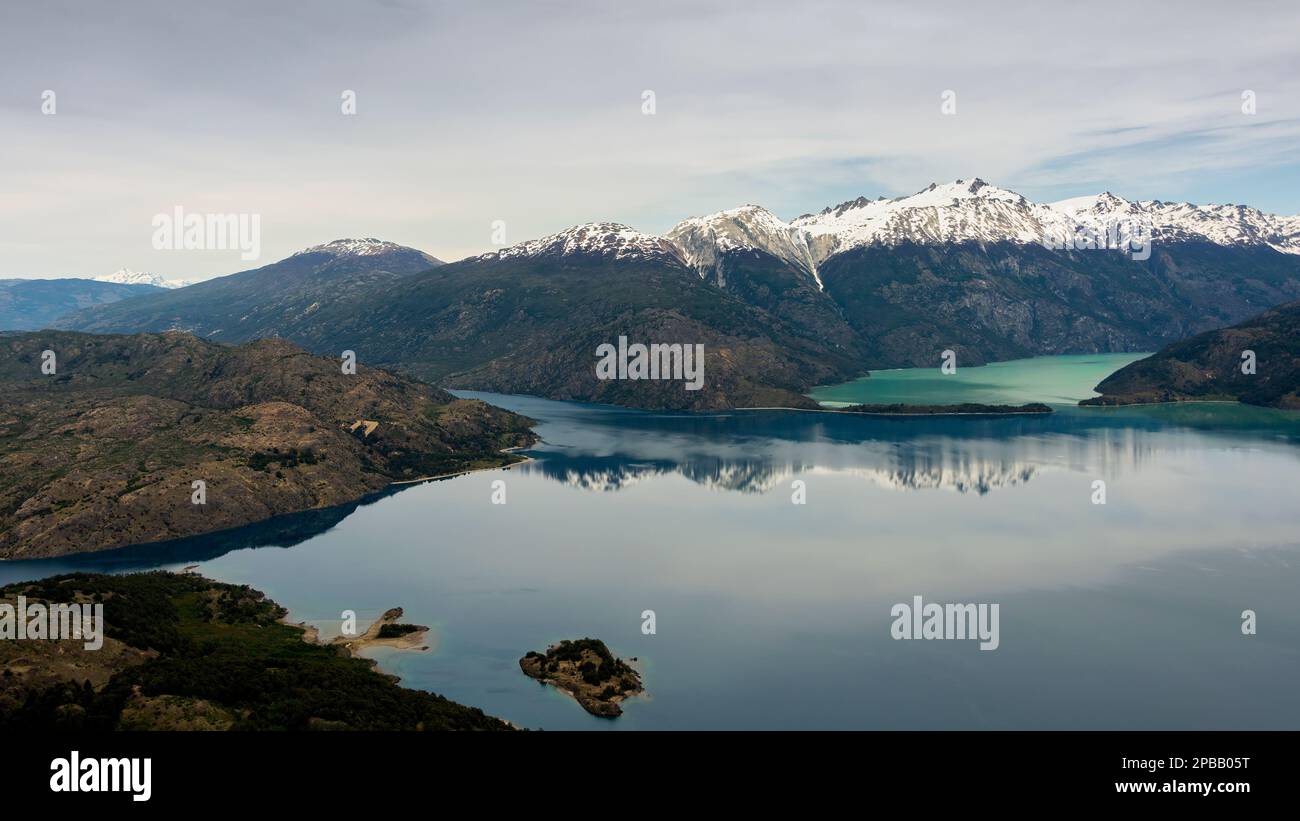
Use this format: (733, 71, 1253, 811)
(2, 0, 1298, 280)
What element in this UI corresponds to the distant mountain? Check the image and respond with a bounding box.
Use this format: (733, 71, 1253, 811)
(54, 183, 1300, 410)
(0, 330, 534, 558)
(0, 278, 163, 331)
(94, 268, 190, 289)
(1083, 300, 1300, 409)
(54, 238, 441, 341)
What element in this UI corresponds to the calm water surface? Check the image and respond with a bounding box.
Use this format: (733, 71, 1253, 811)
(4, 355, 1300, 729)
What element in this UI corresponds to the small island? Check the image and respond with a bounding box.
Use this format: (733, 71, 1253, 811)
(519, 638, 643, 717)
(837, 402, 1053, 416)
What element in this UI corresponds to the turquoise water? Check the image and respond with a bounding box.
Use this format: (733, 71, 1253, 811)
(810, 352, 1151, 407)
(4, 356, 1300, 729)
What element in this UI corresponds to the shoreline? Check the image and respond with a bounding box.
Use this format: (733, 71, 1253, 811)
(389, 448, 535, 485)
(283, 607, 523, 728)
(730, 405, 1058, 416)
(1078, 398, 1251, 409)
(1, 447, 537, 565)
(284, 606, 431, 682)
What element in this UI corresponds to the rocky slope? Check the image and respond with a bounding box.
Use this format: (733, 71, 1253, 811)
(0, 331, 534, 558)
(1083, 300, 1300, 409)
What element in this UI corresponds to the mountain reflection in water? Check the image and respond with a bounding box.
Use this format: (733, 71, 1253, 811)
(496, 393, 1300, 496)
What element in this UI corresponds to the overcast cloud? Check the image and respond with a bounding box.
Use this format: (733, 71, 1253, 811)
(2, 0, 1298, 279)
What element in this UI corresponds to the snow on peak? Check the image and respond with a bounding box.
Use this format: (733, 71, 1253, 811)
(790, 178, 1068, 261)
(1048, 195, 1300, 253)
(294, 238, 432, 259)
(654, 178, 1298, 278)
(94, 268, 188, 288)
(1048, 192, 1134, 216)
(481, 222, 687, 264)
(667, 205, 822, 289)
(902, 177, 1025, 206)
(462, 181, 1300, 281)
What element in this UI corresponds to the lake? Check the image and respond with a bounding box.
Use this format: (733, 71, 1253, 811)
(4, 354, 1300, 729)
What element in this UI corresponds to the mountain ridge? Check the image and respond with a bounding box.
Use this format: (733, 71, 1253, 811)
(51, 183, 1300, 410)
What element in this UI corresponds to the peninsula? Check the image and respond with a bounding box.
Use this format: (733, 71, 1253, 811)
(0, 331, 536, 558)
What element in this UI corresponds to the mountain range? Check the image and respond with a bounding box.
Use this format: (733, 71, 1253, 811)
(50, 180, 1300, 410)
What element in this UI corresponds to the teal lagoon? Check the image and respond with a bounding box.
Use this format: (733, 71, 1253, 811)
(810, 352, 1151, 407)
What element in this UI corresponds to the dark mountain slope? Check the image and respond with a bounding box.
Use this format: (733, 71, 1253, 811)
(696, 247, 863, 355)
(1083, 299, 1300, 409)
(274, 245, 866, 410)
(819, 241, 1300, 369)
(0, 278, 163, 331)
(53, 239, 440, 342)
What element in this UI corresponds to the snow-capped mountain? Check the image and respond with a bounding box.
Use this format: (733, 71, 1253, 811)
(294, 237, 441, 264)
(479, 222, 687, 265)
(661, 178, 1300, 284)
(94, 268, 189, 289)
(667, 205, 822, 288)
(1053, 194, 1300, 254)
(53, 184, 1300, 412)
(791, 178, 1082, 261)
(409, 179, 1298, 288)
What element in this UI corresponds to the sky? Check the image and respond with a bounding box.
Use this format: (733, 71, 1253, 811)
(2, 0, 1299, 281)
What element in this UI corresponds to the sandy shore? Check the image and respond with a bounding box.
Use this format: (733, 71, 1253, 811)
(284, 607, 431, 681)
